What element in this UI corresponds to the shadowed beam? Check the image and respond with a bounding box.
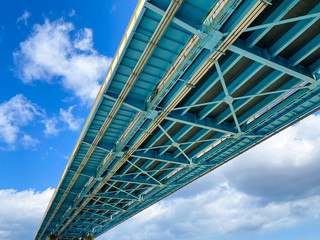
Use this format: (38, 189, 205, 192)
(64, 226, 95, 233)
(269, 2, 320, 58)
(289, 33, 320, 66)
(246, 0, 300, 47)
(229, 39, 317, 84)
(72, 221, 102, 227)
(77, 214, 109, 220)
(110, 175, 160, 186)
(85, 204, 123, 211)
(243, 12, 320, 33)
(93, 192, 138, 200)
(131, 149, 189, 165)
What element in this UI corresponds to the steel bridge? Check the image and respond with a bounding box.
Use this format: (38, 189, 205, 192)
(35, 0, 320, 239)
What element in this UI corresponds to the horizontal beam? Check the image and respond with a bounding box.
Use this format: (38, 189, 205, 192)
(165, 112, 236, 135)
(110, 175, 160, 186)
(77, 214, 109, 220)
(64, 226, 94, 232)
(73, 221, 101, 227)
(131, 149, 189, 165)
(85, 204, 122, 211)
(94, 192, 138, 200)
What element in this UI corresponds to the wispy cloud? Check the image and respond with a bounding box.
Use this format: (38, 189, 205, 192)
(43, 118, 60, 136)
(0, 94, 83, 148)
(17, 10, 31, 26)
(43, 105, 83, 136)
(20, 134, 40, 150)
(0, 188, 54, 240)
(110, 4, 117, 13)
(59, 106, 83, 131)
(68, 9, 76, 17)
(14, 18, 112, 104)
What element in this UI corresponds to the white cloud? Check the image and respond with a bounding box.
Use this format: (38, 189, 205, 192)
(20, 134, 40, 150)
(14, 18, 112, 103)
(43, 117, 60, 136)
(74, 28, 93, 51)
(68, 9, 76, 17)
(43, 105, 83, 136)
(0, 95, 82, 147)
(59, 105, 83, 131)
(221, 114, 320, 202)
(101, 184, 320, 240)
(98, 113, 320, 240)
(0, 94, 43, 149)
(0, 188, 54, 240)
(17, 10, 31, 25)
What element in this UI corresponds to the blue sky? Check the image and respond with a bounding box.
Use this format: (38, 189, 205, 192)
(0, 1, 320, 240)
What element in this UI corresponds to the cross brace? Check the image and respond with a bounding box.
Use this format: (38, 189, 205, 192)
(131, 149, 189, 165)
(165, 112, 236, 135)
(110, 175, 160, 186)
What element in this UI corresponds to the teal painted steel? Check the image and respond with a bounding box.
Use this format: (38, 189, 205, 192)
(35, 0, 320, 239)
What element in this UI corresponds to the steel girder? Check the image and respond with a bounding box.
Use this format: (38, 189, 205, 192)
(35, 0, 320, 239)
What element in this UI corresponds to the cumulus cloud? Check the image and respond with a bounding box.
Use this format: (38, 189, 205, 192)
(17, 10, 31, 25)
(14, 18, 112, 103)
(0, 188, 54, 240)
(0, 94, 43, 149)
(99, 113, 320, 240)
(221, 114, 320, 202)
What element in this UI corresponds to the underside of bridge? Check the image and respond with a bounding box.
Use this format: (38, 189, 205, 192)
(35, 0, 320, 239)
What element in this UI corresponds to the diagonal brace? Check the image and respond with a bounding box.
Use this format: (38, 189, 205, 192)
(165, 112, 237, 135)
(110, 175, 160, 186)
(145, 2, 207, 39)
(103, 92, 146, 113)
(229, 39, 317, 84)
(131, 149, 189, 165)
